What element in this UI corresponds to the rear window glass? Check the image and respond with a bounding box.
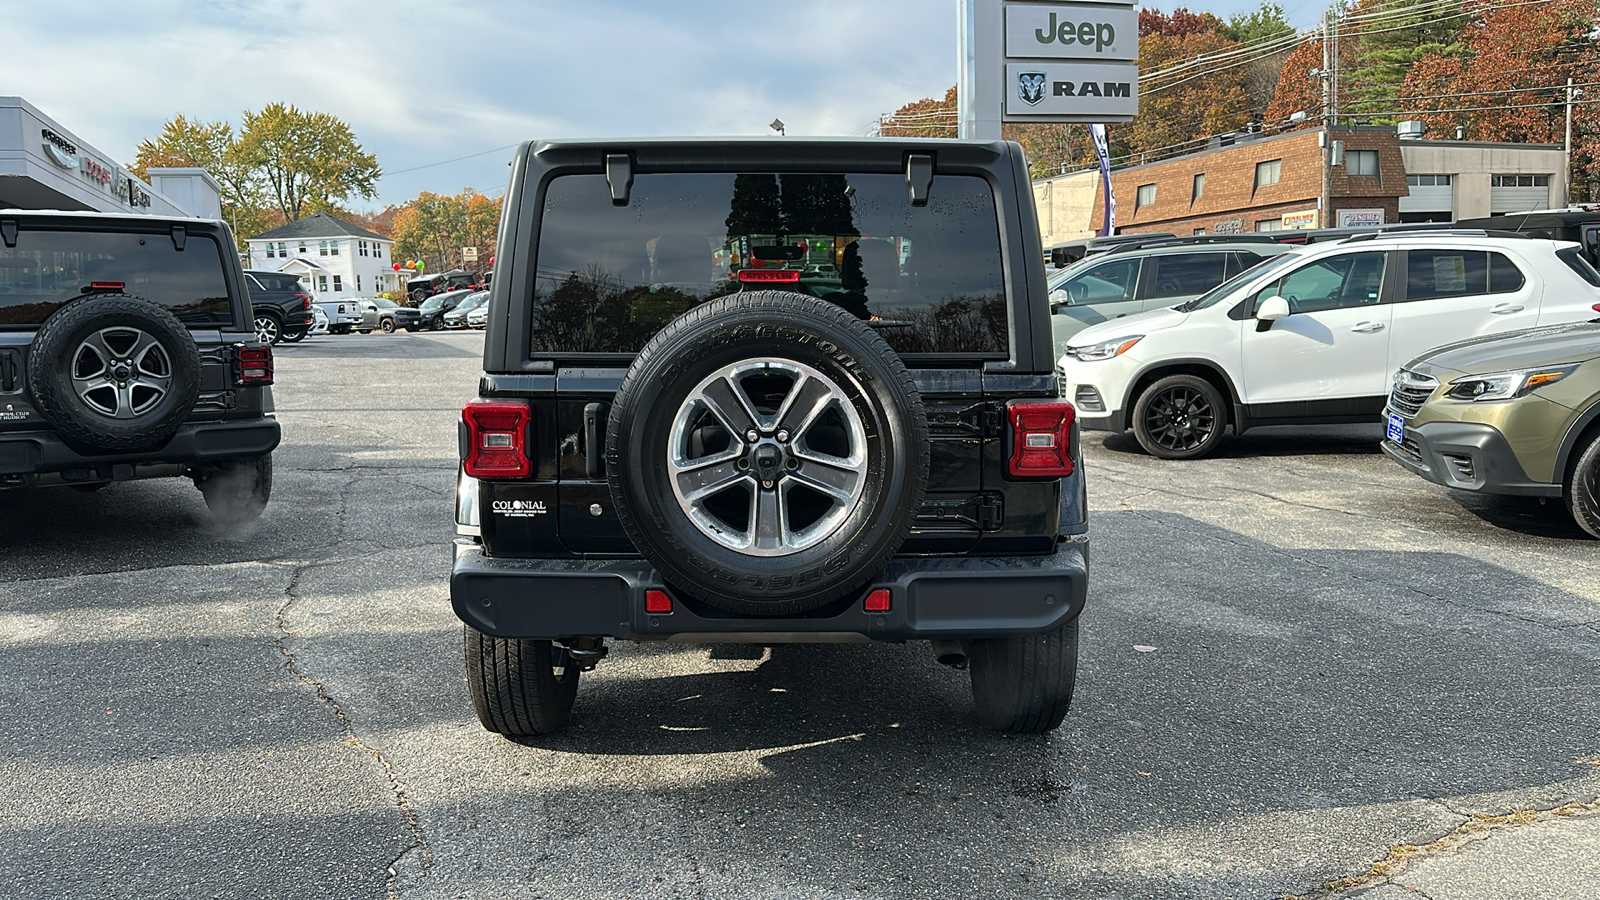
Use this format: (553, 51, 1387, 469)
(0, 229, 233, 327)
(529, 172, 1007, 355)
(1557, 246, 1600, 287)
(249, 272, 303, 292)
(1146, 252, 1229, 299)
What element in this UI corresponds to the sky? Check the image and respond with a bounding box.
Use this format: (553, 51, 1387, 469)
(2, 0, 1323, 211)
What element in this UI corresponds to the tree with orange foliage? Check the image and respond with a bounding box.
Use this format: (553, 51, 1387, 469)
(1264, 38, 1325, 130)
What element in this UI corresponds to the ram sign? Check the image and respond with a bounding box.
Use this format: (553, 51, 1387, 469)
(1004, 62, 1139, 119)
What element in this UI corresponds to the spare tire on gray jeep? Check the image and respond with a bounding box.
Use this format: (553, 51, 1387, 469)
(26, 293, 202, 453)
(605, 291, 930, 615)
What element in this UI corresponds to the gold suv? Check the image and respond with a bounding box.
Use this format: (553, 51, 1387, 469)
(1383, 318, 1600, 537)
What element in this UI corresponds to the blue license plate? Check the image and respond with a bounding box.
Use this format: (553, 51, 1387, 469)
(1386, 412, 1405, 443)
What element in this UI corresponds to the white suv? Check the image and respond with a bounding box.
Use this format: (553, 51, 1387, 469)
(1056, 231, 1600, 459)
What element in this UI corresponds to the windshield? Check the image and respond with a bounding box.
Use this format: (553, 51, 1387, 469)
(457, 293, 488, 310)
(1177, 251, 1302, 312)
(372, 297, 398, 309)
(1047, 256, 1101, 292)
(530, 171, 1008, 355)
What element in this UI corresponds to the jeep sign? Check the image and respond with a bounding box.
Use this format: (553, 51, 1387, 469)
(961, 0, 1138, 136)
(1004, 5, 1138, 60)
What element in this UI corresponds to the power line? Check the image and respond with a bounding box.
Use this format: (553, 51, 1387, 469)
(383, 144, 520, 177)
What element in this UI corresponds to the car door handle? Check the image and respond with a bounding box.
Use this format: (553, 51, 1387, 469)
(1350, 322, 1385, 333)
(1490, 303, 1525, 314)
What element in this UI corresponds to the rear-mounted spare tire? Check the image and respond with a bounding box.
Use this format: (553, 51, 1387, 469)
(26, 293, 202, 453)
(606, 291, 930, 615)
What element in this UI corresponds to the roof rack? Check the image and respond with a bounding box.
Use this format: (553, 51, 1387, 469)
(1341, 227, 1538, 243)
(1097, 234, 1281, 256)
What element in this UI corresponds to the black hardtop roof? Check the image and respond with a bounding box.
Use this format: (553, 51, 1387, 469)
(526, 137, 1013, 170)
(0, 209, 226, 231)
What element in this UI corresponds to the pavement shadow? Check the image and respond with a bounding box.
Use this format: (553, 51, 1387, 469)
(1091, 423, 1386, 460)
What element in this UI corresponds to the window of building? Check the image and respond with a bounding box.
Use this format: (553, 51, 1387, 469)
(1136, 183, 1157, 209)
(1406, 174, 1454, 187)
(358, 240, 368, 257)
(317, 275, 328, 292)
(374, 244, 382, 259)
(1192, 173, 1205, 202)
(1255, 219, 1284, 232)
(318, 241, 328, 256)
(1491, 174, 1550, 188)
(356, 274, 362, 291)
(1347, 150, 1378, 176)
(330, 241, 339, 256)
(298, 242, 308, 255)
(333, 275, 343, 292)
(1194, 228, 1206, 235)
(1254, 159, 1281, 190)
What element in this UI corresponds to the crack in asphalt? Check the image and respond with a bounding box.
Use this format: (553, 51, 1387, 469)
(1295, 801, 1600, 898)
(271, 474, 435, 896)
(276, 563, 434, 897)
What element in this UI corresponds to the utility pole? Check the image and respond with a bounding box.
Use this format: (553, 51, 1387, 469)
(1565, 77, 1575, 207)
(1321, 10, 1333, 228)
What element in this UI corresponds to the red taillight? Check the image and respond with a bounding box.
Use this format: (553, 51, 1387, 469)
(1006, 400, 1076, 478)
(863, 589, 891, 612)
(645, 590, 674, 614)
(738, 269, 801, 284)
(1593, 303, 1600, 313)
(462, 400, 531, 478)
(294, 292, 312, 310)
(235, 345, 273, 385)
(89, 281, 125, 290)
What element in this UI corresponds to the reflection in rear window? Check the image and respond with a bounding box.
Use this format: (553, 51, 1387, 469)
(0, 229, 233, 326)
(530, 172, 1008, 355)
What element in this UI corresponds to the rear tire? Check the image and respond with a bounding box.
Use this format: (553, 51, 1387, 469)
(968, 621, 1079, 734)
(1131, 374, 1227, 460)
(1566, 431, 1600, 539)
(464, 626, 580, 736)
(280, 326, 307, 343)
(380, 318, 396, 334)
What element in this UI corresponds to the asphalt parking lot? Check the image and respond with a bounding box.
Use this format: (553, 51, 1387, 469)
(3, 328, 1597, 899)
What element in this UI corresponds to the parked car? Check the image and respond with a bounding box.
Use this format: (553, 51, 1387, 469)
(1048, 236, 1292, 360)
(309, 304, 330, 335)
(1056, 230, 1600, 459)
(441, 290, 488, 328)
(243, 269, 314, 345)
(0, 210, 279, 523)
(1454, 207, 1600, 266)
(357, 297, 421, 333)
(465, 302, 489, 329)
(406, 269, 480, 305)
(312, 297, 362, 334)
(452, 137, 1087, 737)
(1383, 316, 1600, 538)
(415, 288, 475, 330)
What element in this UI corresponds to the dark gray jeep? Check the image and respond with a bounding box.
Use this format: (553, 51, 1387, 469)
(451, 138, 1088, 735)
(0, 211, 279, 522)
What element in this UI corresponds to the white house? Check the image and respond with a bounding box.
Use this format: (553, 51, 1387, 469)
(244, 213, 399, 298)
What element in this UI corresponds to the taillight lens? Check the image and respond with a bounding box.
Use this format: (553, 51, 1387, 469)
(738, 269, 802, 284)
(295, 292, 312, 310)
(235, 345, 273, 385)
(1006, 399, 1075, 478)
(462, 400, 532, 478)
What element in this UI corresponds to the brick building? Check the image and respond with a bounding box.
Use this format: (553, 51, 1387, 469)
(1032, 125, 1567, 242)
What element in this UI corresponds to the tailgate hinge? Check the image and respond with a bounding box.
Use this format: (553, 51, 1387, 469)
(978, 493, 1004, 531)
(956, 403, 1004, 437)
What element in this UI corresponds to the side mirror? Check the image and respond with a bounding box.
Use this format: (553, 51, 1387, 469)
(1049, 288, 1069, 312)
(1255, 295, 1290, 332)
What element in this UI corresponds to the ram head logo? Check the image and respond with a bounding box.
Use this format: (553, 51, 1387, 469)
(1018, 72, 1047, 106)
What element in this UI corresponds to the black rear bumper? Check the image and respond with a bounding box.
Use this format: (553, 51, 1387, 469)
(0, 418, 281, 482)
(451, 538, 1089, 642)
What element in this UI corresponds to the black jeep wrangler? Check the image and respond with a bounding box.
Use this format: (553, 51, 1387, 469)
(451, 139, 1087, 735)
(0, 211, 279, 522)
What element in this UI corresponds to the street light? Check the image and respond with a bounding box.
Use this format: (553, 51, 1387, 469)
(770, 118, 786, 136)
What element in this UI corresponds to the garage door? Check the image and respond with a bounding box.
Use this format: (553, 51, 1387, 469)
(1490, 174, 1551, 214)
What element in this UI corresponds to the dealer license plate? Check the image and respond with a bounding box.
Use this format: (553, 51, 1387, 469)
(1386, 412, 1405, 444)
